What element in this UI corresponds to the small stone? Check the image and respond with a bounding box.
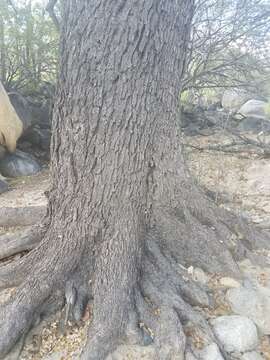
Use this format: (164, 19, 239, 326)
(211, 315, 258, 353)
(219, 277, 241, 288)
(242, 352, 264, 360)
(193, 268, 209, 285)
(199, 343, 224, 360)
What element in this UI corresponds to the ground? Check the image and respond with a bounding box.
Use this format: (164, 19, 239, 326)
(1, 130, 270, 359)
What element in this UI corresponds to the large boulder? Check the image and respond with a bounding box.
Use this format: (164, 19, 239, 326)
(0, 178, 8, 194)
(0, 82, 23, 153)
(237, 116, 270, 133)
(0, 144, 6, 160)
(22, 127, 51, 151)
(222, 89, 252, 112)
(8, 92, 34, 131)
(211, 315, 258, 353)
(28, 99, 52, 129)
(9, 92, 52, 131)
(238, 100, 269, 120)
(0, 150, 41, 177)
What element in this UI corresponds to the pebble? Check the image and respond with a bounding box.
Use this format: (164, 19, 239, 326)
(219, 277, 241, 288)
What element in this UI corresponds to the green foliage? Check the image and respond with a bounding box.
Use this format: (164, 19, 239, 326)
(0, 0, 59, 92)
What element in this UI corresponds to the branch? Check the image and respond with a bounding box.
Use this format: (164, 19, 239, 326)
(184, 132, 270, 158)
(7, 0, 17, 14)
(46, 0, 60, 31)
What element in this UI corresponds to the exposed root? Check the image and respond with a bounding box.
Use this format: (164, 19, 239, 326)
(0, 224, 49, 290)
(0, 227, 90, 357)
(0, 226, 43, 261)
(132, 242, 232, 360)
(1, 187, 269, 359)
(0, 206, 46, 227)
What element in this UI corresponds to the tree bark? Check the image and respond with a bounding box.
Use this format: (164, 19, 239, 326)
(0, 1, 270, 359)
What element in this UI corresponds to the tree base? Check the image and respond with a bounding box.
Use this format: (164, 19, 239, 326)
(0, 191, 269, 359)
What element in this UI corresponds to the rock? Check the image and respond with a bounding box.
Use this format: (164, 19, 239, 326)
(8, 89, 52, 132)
(22, 127, 51, 151)
(227, 285, 270, 334)
(237, 117, 270, 132)
(222, 89, 252, 112)
(0, 144, 6, 159)
(242, 352, 264, 360)
(0, 150, 41, 177)
(30, 101, 51, 129)
(107, 345, 156, 360)
(219, 277, 241, 288)
(211, 315, 258, 353)
(238, 100, 269, 120)
(199, 343, 224, 360)
(8, 91, 34, 131)
(193, 268, 209, 285)
(0, 178, 8, 194)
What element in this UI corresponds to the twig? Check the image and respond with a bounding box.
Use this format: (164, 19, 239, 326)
(7, 0, 17, 14)
(184, 136, 270, 157)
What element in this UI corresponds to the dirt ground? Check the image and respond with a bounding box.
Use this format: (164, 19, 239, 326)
(1, 131, 270, 359)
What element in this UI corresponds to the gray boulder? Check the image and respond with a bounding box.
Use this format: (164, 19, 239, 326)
(0, 144, 6, 160)
(238, 100, 269, 120)
(227, 286, 270, 335)
(222, 89, 252, 112)
(237, 117, 270, 132)
(21, 127, 51, 151)
(211, 315, 258, 353)
(0, 150, 41, 178)
(8, 92, 34, 131)
(8, 91, 52, 132)
(0, 179, 8, 194)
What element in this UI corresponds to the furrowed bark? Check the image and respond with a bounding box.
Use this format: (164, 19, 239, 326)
(1, 1, 270, 359)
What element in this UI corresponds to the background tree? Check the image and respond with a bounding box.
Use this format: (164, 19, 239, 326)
(0, 1, 270, 359)
(182, 0, 270, 103)
(0, 0, 58, 92)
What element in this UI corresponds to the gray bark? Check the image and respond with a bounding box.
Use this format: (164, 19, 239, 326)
(0, 1, 269, 359)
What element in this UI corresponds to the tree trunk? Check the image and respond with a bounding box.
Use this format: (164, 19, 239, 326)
(0, 1, 270, 359)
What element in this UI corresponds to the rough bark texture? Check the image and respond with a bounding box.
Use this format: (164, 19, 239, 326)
(0, 1, 270, 359)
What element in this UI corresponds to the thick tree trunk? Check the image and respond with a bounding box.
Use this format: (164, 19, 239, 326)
(0, 1, 270, 359)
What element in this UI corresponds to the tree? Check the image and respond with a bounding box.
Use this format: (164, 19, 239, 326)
(183, 0, 270, 97)
(0, 0, 58, 92)
(0, 0, 269, 359)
